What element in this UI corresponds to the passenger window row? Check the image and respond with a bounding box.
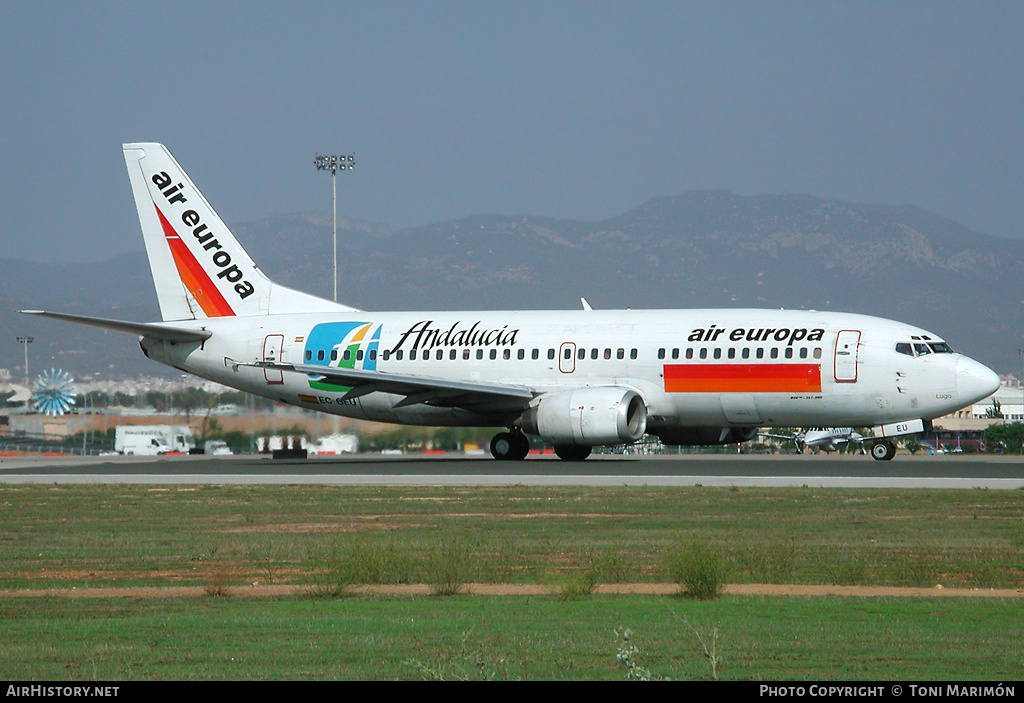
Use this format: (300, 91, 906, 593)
(303, 345, 826, 364)
(304, 347, 641, 362)
(658, 347, 823, 360)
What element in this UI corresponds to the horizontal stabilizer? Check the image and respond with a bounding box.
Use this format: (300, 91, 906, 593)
(20, 310, 211, 343)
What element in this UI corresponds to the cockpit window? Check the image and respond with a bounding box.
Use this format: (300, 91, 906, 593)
(898, 340, 954, 357)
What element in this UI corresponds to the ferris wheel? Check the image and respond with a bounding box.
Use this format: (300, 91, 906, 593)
(31, 368, 78, 417)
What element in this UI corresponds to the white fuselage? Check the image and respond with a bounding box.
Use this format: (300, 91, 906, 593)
(140, 307, 996, 433)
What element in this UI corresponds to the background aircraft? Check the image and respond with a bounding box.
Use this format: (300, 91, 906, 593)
(761, 427, 866, 454)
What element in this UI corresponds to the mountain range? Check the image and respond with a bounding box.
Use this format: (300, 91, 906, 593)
(3, 190, 1022, 382)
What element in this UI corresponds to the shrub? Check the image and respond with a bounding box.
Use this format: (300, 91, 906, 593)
(664, 539, 726, 600)
(306, 537, 413, 597)
(550, 570, 599, 601)
(424, 539, 475, 596)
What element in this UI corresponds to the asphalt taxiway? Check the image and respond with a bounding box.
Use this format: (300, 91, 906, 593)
(2, 452, 1023, 488)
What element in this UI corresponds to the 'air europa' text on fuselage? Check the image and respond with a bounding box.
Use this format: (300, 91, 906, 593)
(688, 325, 826, 346)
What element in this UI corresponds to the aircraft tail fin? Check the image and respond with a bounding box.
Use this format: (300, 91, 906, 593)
(123, 143, 358, 321)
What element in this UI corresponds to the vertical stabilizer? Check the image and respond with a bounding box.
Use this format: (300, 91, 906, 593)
(123, 143, 357, 321)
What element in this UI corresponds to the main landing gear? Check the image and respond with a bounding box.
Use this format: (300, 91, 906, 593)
(870, 440, 896, 461)
(490, 429, 531, 461)
(489, 429, 595, 461)
(553, 445, 592, 461)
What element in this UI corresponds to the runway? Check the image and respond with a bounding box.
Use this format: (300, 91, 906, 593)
(2, 452, 1024, 488)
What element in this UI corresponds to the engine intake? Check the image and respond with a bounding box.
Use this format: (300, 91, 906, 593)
(521, 387, 647, 446)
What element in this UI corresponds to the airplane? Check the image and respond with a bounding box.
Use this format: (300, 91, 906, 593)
(21, 143, 1002, 462)
(760, 427, 866, 454)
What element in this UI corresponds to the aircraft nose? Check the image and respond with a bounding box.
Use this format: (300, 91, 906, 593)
(955, 356, 1001, 406)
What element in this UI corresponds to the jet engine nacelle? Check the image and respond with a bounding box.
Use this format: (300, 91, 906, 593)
(655, 426, 758, 446)
(521, 387, 647, 446)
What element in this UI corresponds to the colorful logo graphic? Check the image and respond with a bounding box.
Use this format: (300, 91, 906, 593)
(303, 321, 382, 392)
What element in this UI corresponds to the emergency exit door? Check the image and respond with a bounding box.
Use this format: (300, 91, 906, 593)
(559, 342, 576, 374)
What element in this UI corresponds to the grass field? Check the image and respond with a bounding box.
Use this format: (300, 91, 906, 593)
(1, 483, 1022, 680)
(2, 595, 1022, 680)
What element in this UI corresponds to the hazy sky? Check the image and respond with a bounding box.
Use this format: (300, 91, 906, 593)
(4, 1, 1024, 263)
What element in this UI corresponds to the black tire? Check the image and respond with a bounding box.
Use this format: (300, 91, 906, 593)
(871, 440, 896, 461)
(554, 445, 592, 461)
(490, 432, 514, 460)
(510, 431, 531, 461)
(491, 431, 530, 460)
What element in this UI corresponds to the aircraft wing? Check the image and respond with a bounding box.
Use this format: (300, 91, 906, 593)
(758, 431, 801, 442)
(806, 434, 864, 447)
(251, 361, 536, 413)
(20, 310, 212, 343)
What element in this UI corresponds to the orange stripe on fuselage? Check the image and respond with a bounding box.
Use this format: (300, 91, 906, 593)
(664, 364, 822, 393)
(155, 206, 235, 317)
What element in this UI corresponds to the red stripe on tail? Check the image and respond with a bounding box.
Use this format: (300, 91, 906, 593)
(155, 206, 235, 317)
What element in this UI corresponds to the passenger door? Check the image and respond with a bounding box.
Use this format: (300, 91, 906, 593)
(263, 334, 284, 384)
(834, 330, 861, 383)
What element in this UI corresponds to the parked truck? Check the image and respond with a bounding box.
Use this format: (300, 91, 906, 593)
(203, 440, 233, 456)
(310, 434, 359, 454)
(115, 425, 196, 455)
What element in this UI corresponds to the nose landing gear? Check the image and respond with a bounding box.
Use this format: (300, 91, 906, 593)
(490, 429, 531, 460)
(870, 440, 896, 461)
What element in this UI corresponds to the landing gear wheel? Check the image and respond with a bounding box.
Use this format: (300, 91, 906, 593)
(871, 440, 896, 461)
(509, 431, 530, 460)
(554, 445, 592, 461)
(490, 431, 530, 460)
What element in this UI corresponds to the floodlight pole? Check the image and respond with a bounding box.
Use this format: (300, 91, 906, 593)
(1019, 348, 1023, 419)
(16, 336, 33, 386)
(314, 153, 356, 302)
